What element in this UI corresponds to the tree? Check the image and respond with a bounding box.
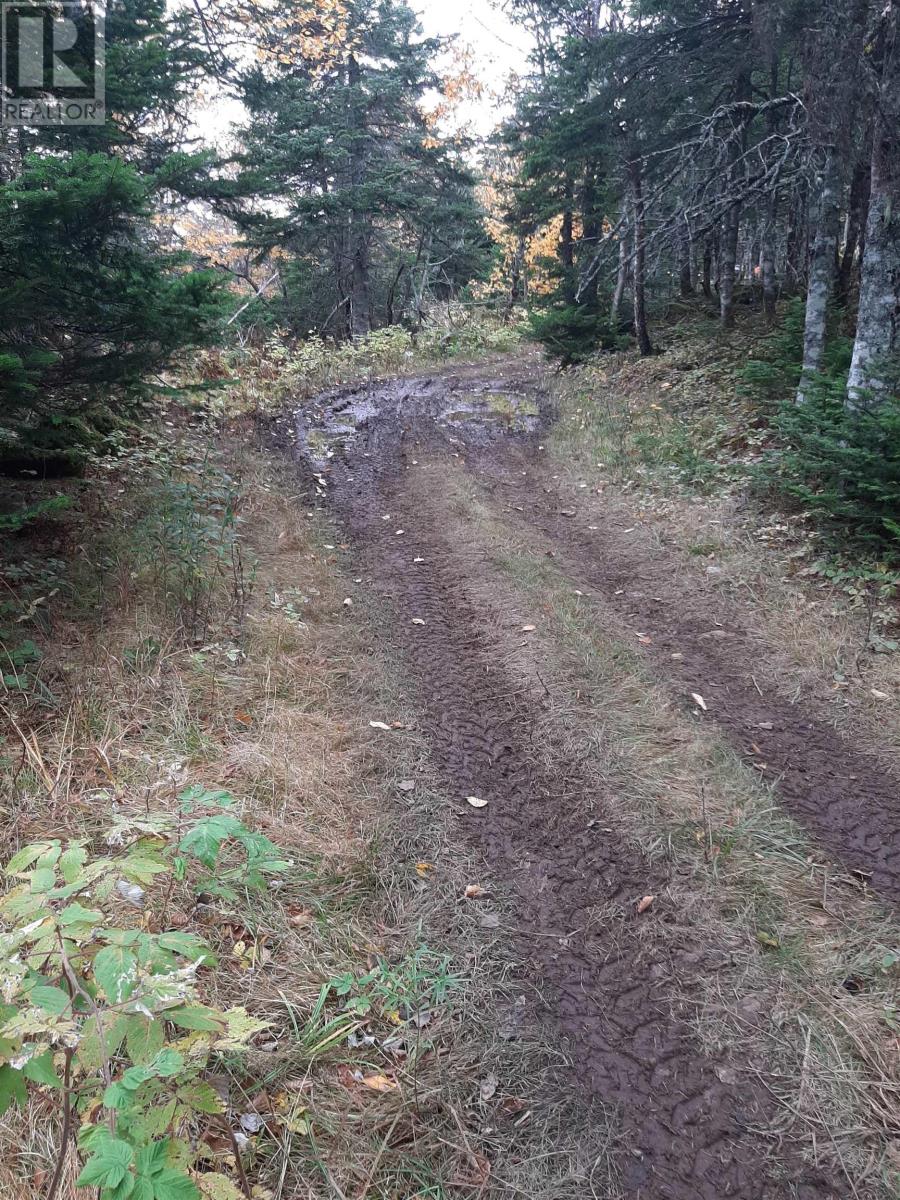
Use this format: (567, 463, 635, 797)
(0, 0, 225, 470)
(847, 0, 900, 405)
(0, 154, 223, 470)
(225, 0, 488, 340)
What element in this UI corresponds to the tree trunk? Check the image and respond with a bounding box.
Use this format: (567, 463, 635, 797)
(560, 205, 576, 302)
(847, 0, 900, 406)
(505, 234, 527, 322)
(679, 216, 694, 297)
(719, 202, 741, 328)
(720, 69, 751, 329)
(785, 181, 808, 293)
(610, 213, 630, 326)
(701, 236, 713, 298)
(835, 153, 872, 306)
(350, 240, 372, 338)
(797, 146, 842, 401)
(629, 160, 653, 356)
(761, 192, 779, 322)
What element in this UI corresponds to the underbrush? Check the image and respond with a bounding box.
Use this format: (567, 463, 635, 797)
(194, 311, 525, 419)
(550, 304, 900, 624)
(0, 418, 587, 1200)
(549, 313, 758, 494)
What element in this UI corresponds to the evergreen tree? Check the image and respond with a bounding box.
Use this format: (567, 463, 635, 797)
(227, 0, 488, 339)
(0, 0, 225, 471)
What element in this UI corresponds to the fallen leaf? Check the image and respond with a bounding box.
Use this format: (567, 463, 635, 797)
(234, 710, 253, 726)
(871, 688, 890, 701)
(369, 721, 392, 731)
(397, 780, 416, 792)
(479, 1072, 499, 1102)
(521, 624, 536, 633)
(464, 884, 485, 899)
(362, 1074, 398, 1093)
(289, 908, 314, 928)
(691, 693, 708, 712)
(637, 895, 655, 914)
(756, 930, 781, 950)
(466, 795, 489, 808)
(415, 862, 434, 877)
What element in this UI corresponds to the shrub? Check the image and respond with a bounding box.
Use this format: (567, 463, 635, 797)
(527, 303, 624, 366)
(0, 785, 287, 1200)
(769, 379, 900, 554)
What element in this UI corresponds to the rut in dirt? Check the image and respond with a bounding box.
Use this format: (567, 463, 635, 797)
(478, 446, 900, 905)
(275, 363, 841, 1200)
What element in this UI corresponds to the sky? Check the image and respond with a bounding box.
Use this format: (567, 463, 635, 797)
(198, 1, 534, 150)
(415, 0, 533, 137)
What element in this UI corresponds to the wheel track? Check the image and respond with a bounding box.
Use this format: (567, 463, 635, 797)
(331, 465, 826, 1197)
(276, 365, 841, 1199)
(478, 447, 900, 902)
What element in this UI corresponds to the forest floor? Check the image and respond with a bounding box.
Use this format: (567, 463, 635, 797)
(2, 324, 900, 1199)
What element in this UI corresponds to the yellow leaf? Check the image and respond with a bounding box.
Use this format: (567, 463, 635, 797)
(362, 1073, 398, 1092)
(415, 862, 434, 877)
(198, 1175, 246, 1200)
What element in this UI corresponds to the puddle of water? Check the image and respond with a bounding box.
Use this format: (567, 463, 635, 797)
(293, 376, 541, 470)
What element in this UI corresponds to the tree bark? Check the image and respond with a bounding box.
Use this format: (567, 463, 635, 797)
(505, 234, 527, 323)
(835, 152, 872, 306)
(785, 181, 808, 293)
(720, 70, 751, 329)
(761, 192, 779, 322)
(610, 210, 630, 326)
(629, 159, 653, 356)
(679, 216, 694, 297)
(797, 146, 842, 401)
(701, 235, 713, 298)
(847, 0, 900, 406)
(350, 240, 372, 338)
(719, 201, 741, 328)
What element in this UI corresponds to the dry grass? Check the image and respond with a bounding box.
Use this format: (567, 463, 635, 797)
(433, 460, 900, 1198)
(546, 318, 900, 766)
(0, 421, 617, 1200)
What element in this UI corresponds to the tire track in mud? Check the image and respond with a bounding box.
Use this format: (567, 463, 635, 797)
(346, 483, 788, 1200)
(478, 448, 900, 904)
(277, 371, 835, 1200)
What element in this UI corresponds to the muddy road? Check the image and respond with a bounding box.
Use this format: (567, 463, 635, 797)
(273, 358, 899, 1198)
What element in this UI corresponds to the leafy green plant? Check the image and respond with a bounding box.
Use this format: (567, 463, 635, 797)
(330, 947, 459, 1021)
(0, 631, 42, 691)
(0, 495, 71, 533)
(0, 786, 286, 1199)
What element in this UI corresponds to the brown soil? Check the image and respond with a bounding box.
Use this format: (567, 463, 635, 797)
(271, 360, 858, 1199)
(480, 449, 900, 904)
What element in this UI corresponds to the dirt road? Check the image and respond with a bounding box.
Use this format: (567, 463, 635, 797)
(274, 358, 900, 1199)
